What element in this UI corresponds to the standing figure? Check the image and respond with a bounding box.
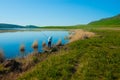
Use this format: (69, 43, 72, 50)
(48, 36, 52, 48)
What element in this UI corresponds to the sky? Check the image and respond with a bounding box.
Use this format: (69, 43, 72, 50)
(0, 0, 120, 26)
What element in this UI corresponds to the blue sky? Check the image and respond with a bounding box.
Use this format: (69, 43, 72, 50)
(0, 0, 120, 26)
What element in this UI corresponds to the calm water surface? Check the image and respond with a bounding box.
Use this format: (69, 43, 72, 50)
(0, 30, 69, 59)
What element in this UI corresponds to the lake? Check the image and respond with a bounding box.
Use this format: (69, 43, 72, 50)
(0, 30, 69, 59)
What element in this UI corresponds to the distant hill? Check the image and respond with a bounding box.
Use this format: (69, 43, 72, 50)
(25, 25, 38, 28)
(0, 23, 38, 28)
(88, 14, 120, 25)
(0, 23, 24, 28)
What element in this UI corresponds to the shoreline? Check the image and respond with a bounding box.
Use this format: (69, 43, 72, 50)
(0, 29, 95, 80)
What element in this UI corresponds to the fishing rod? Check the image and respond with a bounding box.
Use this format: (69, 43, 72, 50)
(41, 31, 53, 39)
(41, 31, 49, 39)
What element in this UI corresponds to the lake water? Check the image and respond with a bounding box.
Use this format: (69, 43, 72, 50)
(0, 30, 69, 59)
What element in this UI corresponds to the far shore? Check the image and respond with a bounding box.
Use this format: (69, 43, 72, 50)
(0, 28, 70, 33)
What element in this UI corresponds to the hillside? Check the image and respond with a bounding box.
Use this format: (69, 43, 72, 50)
(88, 14, 120, 25)
(0, 23, 24, 28)
(25, 25, 38, 28)
(0, 23, 38, 29)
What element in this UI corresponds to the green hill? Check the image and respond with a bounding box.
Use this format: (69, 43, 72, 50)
(88, 14, 120, 25)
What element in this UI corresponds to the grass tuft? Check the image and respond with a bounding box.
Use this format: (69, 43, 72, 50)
(56, 39, 62, 46)
(0, 49, 5, 63)
(19, 44, 25, 57)
(32, 40, 38, 53)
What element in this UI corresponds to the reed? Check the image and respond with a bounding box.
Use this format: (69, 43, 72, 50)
(56, 39, 62, 46)
(32, 40, 38, 53)
(42, 41, 47, 47)
(19, 44, 25, 57)
(42, 41, 50, 52)
(69, 30, 95, 42)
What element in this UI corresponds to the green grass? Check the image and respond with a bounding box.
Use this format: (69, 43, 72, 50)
(89, 19, 120, 25)
(38, 25, 120, 31)
(18, 29, 120, 80)
(88, 14, 120, 25)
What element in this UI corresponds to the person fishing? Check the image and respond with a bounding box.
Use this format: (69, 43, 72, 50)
(41, 31, 53, 48)
(48, 36, 52, 48)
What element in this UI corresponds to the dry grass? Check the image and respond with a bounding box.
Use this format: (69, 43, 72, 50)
(0, 49, 5, 63)
(69, 29, 95, 42)
(42, 41, 50, 52)
(19, 44, 25, 57)
(20, 44, 25, 52)
(32, 40, 38, 53)
(32, 40, 38, 49)
(42, 41, 47, 47)
(56, 39, 62, 46)
(20, 53, 38, 71)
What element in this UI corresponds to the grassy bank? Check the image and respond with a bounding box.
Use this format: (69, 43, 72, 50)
(39, 25, 120, 30)
(18, 29, 120, 80)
